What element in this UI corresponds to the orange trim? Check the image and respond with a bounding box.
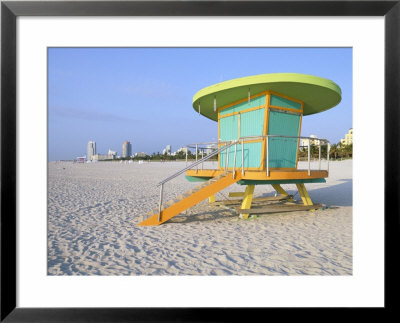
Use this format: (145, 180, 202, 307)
(217, 90, 268, 113)
(186, 169, 328, 181)
(269, 90, 304, 106)
(269, 167, 298, 171)
(296, 112, 303, 169)
(263, 92, 271, 170)
(260, 107, 267, 170)
(269, 105, 303, 114)
(218, 105, 265, 120)
(225, 166, 264, 171)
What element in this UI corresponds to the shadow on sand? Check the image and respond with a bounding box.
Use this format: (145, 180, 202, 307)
(166, 178, 352, 224)
(303, 178, 352, 207)
(167, 208, 237, 224)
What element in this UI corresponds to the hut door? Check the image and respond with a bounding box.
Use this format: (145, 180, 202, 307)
(219, 107, 265, 169)
(267, 109, 301, 169)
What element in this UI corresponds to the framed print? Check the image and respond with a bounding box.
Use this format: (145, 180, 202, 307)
(1, 0, 399, 321)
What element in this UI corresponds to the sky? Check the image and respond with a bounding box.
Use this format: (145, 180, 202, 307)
(48, 47, 352, 161)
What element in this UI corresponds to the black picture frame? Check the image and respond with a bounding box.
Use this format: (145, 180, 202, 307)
(1, 0, 399, 321)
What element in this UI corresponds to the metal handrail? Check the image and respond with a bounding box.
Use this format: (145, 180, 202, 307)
(157, 140, 237, 186)
(239, 134, 330, 142)
(185, 140, 239, 147)
(184, 135, 330, 175)
(155, 140, 237, 222)
(185, 135, 329, 151)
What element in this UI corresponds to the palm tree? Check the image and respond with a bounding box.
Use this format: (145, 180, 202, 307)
(343, 143, 353, 158)
(329, 143, 339, 159)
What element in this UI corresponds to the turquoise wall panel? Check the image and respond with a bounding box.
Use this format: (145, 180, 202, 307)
(267, 137, 299, 168)
(240, 108, 265, 138)
(268, 110, 300, 136)
(219, 114, 238, 141)
(267, 110, 300, 168)
(244, 141, 263, 168)
(220, 141, 262, 168)
(270, 94, 302, 110)
(219, 95, 266, 116)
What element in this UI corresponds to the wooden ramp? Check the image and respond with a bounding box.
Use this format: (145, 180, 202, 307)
(138, 171, 242, 226)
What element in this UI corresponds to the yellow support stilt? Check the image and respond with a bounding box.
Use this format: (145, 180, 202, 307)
(208, 194, 215, 203)
(296, 183, 313, 206)
(240, 185, 255, 219)
(271, 184, 289, 196)
(272, 184, 293, 202)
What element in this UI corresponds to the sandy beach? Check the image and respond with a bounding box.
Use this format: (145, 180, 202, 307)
(47, 160, 352, 276)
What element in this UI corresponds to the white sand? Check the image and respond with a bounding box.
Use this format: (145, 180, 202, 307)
(48, 160, 352, 275)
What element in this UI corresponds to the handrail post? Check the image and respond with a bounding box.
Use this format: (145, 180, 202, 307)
(319, 141, 321, 170)
(233, 142, 237, 179)
(225, 144, 229, 171)
(308, 140, 311, 176)
(266, 135, 269, 177)
(241, 138, 244, 176)
(195, 144, 198, 173)
(158, 184, 164, 222)
(327, 142, 330, 173)
(201, 149, 204, 170)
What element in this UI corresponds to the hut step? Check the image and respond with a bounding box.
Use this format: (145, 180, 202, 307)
(138, 171, 241, 226)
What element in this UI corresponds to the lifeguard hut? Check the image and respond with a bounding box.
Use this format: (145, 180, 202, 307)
(138, 73, 341, 226)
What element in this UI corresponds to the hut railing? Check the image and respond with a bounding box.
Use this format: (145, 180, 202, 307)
(186, 135, 330, 177)
(158, 140, 236, 186)
(238, 135, 330, 177)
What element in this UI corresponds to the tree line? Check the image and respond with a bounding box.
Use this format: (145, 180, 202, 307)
(298, 143, 352, 160)
(106, 142, 352, 162)
(116, 150, 218, 162)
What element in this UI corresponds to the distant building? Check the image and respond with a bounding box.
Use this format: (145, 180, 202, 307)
(205, 144, 218, 155)
(135, 152, 148, 158)
(340, 128, 353, 146)
(163, 145, 171, 155)
(176, 147, 188, 154)
(108, 149, 117, 159)
(122, 141, 132, 158)
(92, 154, 108, 161)
(87, 141, 96, 161)
(300, 134, 320, 149)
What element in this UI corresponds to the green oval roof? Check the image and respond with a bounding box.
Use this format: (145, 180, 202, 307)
(192, 73, 342, 121)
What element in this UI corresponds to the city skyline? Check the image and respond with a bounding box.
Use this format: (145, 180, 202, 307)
(83, 140, 133, 159)
(81, 140, 186, 159)
(48, 48, 352, 161)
